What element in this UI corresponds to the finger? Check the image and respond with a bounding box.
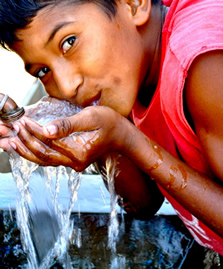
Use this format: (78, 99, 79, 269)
(17, 117, 53, 145)
(13, 121, 62, 161)
(14, 117, 43, 134)
(0, 123, 16, 151)
(9, 131, 73, 167)
(42, 106, 102, 139)
(0, 123, 14, 137)
(19, 118, 97, 168)
(0, 137, 13, 152)
(9, 136, 44, 164)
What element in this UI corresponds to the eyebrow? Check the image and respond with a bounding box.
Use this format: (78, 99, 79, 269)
(44, 21, 74, 47)
(25, 21, 75, 73)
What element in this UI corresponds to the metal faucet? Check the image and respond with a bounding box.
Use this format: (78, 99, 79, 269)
(0, 93, 25, 123)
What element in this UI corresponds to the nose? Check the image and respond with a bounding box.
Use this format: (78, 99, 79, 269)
(53, 63, 83, 100)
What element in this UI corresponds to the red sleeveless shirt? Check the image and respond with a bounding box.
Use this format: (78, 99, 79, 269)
(131, 0, 223, 255)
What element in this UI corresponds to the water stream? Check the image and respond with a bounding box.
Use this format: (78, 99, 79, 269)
(10, 153, 81, 268)
(8, 99, 82, 268)
(1, 98, 203, 268)
(104, 156, 126, 269)
(8, 99, 123, 268)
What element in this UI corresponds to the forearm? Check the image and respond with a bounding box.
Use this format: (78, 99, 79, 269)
(122, 124, 223, 237)
(96, 152, 164, 219)
(12, 104, 223, 234)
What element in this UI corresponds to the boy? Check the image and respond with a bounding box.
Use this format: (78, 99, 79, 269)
(0, 0, 223, 256)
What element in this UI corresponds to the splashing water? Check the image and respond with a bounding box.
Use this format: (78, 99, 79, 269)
(9, 99, 82, 268)
(8, 98, 127, 268)
(105, 157, 119, 253)
(104, 157, 126, 269)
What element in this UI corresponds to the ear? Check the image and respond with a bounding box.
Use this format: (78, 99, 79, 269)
(126, 0, 151, 26)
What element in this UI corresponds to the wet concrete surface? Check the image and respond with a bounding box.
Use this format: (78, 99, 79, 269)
(0, 211, 222, 268)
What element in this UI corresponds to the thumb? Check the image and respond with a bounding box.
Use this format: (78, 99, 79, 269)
(43, 108, 100, 138)
(43, 118, 74, 138)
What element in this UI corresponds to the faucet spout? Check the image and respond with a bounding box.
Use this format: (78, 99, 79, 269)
(0, 93, 25, 123)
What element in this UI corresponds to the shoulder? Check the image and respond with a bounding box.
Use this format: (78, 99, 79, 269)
(185, 50, 223, 129)
(184, 50, 223, 179)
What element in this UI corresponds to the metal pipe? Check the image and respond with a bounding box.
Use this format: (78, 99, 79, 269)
(0, 93, 25, 123)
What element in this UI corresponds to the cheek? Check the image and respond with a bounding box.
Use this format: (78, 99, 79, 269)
(44, 80, 61, 99)
(103, 88, 134, 116)
(113, 76, 121, 86)
(81, 35, 118, 77)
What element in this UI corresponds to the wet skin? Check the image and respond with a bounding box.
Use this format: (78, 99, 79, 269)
(1, 0, 223, 236)
(5, 0, 163, 166)
(0, 1, 165, 217)
(13, 2, 148, 116)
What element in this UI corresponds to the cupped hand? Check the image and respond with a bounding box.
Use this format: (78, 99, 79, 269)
(0, 96, 53, 152)
(0, 121, 15, 151)
(9, 106, 131, 171)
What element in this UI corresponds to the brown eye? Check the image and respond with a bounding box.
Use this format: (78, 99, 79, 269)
(61, 36, 76, 54)
(35, 67, 50, 79)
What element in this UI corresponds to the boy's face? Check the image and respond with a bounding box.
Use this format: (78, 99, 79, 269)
(13, 2, 146, 116)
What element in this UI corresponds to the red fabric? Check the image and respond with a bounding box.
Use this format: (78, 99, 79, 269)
(132, 0, 223, 255)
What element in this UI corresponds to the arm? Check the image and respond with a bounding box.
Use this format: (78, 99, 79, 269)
(8, 108, 164, 219)
(123, 50, 223, 236)
(10, 106, 223, 235)
(96, 152, 164, 219)
(185, 50, 223, 180)
(8, 51, 223, 236)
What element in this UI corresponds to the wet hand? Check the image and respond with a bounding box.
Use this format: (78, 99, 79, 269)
(0, 96, 54, 152)
(0, 121, 14, 151)
(9, 106, 130, 171)
(8, 121, 77, 168)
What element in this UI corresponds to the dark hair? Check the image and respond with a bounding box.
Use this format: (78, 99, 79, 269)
(0, 0, 159, 49)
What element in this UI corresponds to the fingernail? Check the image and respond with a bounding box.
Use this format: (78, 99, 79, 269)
(10, 142, 17, 150)
(46, 125, 57, 136)
(13, 124, 20, 134)
(20, 119, 25, 126)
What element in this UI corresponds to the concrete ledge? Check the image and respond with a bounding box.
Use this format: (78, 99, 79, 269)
(0, 172, 176, 215)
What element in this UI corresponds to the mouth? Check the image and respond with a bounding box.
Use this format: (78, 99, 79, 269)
(91, 99, 100, 106)
(85, 92, 101, 107)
